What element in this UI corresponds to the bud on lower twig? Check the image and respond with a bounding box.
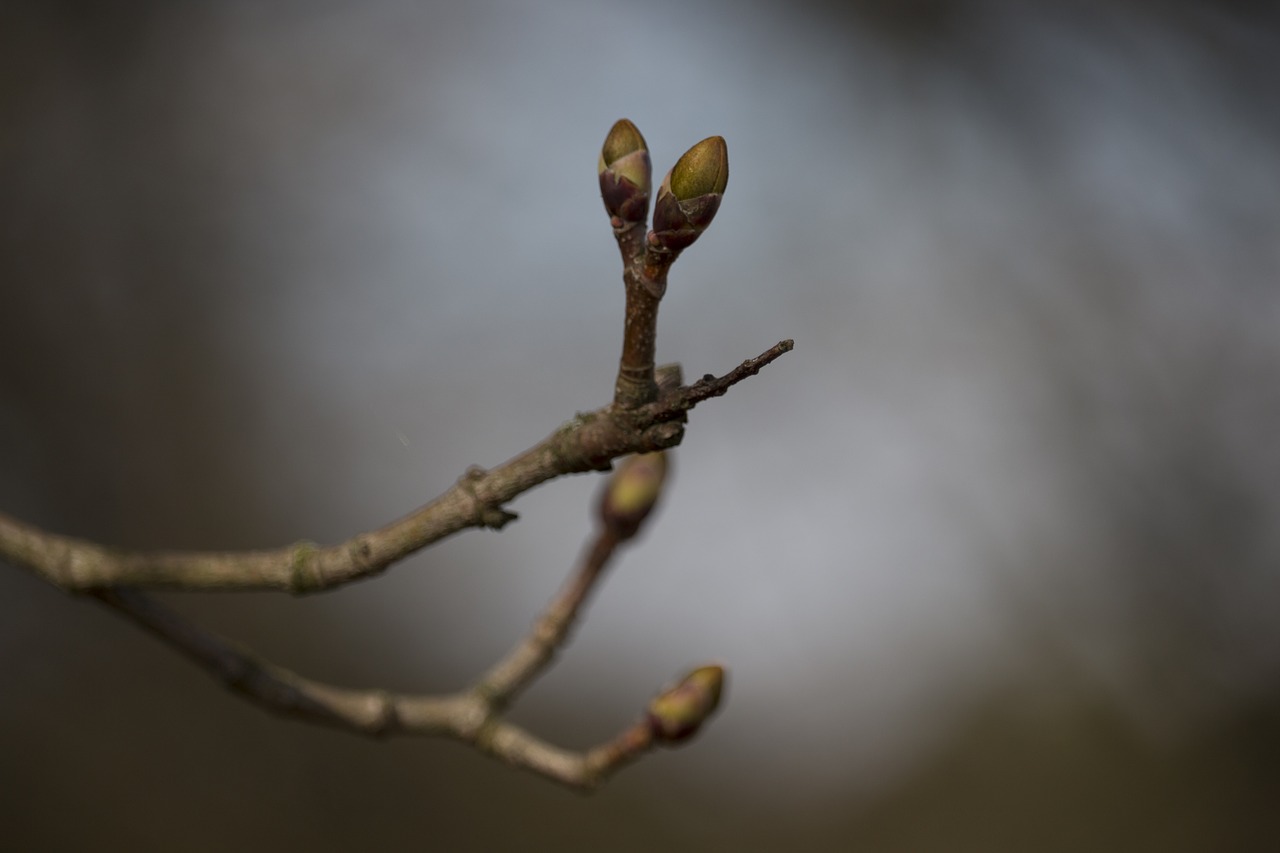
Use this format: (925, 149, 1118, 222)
(599, 451, 668, 541)
(650, 136, 728, 253)
(599, 119, 652, 226)
(647, 664, 726, 743)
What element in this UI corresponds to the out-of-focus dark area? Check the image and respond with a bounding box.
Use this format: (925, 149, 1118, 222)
(3, 1, 1279, 850)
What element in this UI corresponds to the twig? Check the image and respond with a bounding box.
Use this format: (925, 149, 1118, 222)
(90, 574, 658, 791)
(0, 341, 791, 594)
(90, 587, 461, 733)
(612, 256, 671, 410)
(5, 121, 785, 790)
(663, 339, 795, 410)
(476, 528, 621, 707)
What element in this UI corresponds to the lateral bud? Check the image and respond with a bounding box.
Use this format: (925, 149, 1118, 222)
(599, 119, 652, 226)
(646, 664, 726, 743)
(599, 451, 668, 541)
(650, 136, 728, 253)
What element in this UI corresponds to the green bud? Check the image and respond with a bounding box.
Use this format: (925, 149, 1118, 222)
(599, 119, 648, 175)
(650, 136, 728, 253)
(599, 119, 652, 225)
(647, 664, 726, 743)
(599, 451, 668, 540)
(670, 136, 729, 199)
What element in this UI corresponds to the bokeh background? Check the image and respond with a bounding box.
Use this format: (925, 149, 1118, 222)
(3, 1, 1279, 850)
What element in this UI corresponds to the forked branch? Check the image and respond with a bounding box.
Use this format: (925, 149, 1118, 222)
(89, 587, 647, 790)
(89, 454, 720, 791)
(0, 119, 788, 790)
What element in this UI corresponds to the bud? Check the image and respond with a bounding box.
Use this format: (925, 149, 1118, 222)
(650, 136, 728, 253)
(647, 665, 726, 743)
(598, 119, 652, 225)
(599, 451, 668, 540)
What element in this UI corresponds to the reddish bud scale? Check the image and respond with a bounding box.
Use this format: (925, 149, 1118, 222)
(649, 136, 728, 253)
(599, 119, 652, 225)
(600, 164, 651, 223)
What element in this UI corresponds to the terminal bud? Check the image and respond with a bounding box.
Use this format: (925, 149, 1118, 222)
(599, 451, 668, 541)
(647, 664, 726, 743)
(599, 119, 652, 226)
(650, 136, 728, 253)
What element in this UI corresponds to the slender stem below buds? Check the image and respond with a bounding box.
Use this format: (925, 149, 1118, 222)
(614, 245, 678, 410)
(611, 218, 647, 269)
(615, 286, 660, 408)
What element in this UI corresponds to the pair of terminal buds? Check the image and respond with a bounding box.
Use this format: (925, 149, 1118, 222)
(598, 119, 729, 256)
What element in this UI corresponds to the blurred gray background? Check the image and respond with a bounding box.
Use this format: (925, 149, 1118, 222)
(3, 1, 1279, 850)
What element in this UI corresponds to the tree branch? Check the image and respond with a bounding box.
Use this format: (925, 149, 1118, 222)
(0, 341, 791, 594)
(88, 558, 664, 791)
(613, 254, 672, 410)
(67, 435, 723, 791)
(5, 122, 783, 791)
(476, 528, 620, 708)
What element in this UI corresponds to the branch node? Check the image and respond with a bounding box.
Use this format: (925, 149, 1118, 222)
(288, 541, 324, 593)
(368, 689, 399, 737)
(457, 467, 517, 530)
(453, 694, 497, 743)
(642, 422, 685, 449)
(480, 507, 519, 530)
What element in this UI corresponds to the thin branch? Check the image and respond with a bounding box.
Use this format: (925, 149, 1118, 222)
(674, 338, 795, 408)
(90, 588, 461, 735)
(89, 583, 659, 791)
(7, 122, 784, 792)
(0, 340, 791, 594)
(475, 528, 621, 707)
(613, 259, 669, 410)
